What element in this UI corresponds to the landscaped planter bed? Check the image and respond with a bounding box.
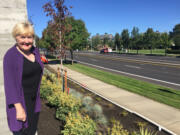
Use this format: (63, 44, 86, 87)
(67, 79, 170, 135)
(39, 66, 171, 135)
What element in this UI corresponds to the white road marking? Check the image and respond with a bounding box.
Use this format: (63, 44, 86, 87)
(76, 60, 180, 87)
(89, 58, 98, 62)
(125, 65, 141, 69)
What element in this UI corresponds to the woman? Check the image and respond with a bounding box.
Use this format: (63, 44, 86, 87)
(3, 22, 44, 135)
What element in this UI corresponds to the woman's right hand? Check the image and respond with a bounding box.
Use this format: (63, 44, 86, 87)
(14, 103, 26, 122)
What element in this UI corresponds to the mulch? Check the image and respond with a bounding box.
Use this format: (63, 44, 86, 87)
(38, 99, 62, 135)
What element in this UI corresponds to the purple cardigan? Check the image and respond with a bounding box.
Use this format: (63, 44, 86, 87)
(3, 45, 44, 131)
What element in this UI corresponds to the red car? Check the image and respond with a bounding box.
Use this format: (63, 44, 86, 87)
(100, 48, 108, 53)
(40, 54, 48, 64)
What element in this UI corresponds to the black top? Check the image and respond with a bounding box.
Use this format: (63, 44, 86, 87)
(22, 57, 42, 96)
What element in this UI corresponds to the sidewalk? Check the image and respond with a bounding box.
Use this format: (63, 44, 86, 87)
(49, 64, 180, 135)
(0, 86, 12, 135)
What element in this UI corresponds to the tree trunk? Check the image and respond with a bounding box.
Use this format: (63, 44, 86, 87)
(165, 48, 167, 56)
(70, 49, 74, 65)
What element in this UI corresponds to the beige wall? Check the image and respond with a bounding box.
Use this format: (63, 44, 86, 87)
(0, 1, 27, 134)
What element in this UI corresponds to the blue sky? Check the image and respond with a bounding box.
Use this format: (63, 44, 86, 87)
(27, 0, 180, 37)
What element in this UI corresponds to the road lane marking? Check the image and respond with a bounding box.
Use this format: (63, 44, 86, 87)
(76, 60, 180, 87)
(125, 65, 141, 69)
(89, 58, 98, 62)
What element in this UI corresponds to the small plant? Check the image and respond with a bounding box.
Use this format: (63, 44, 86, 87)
(95, 97, 102, 101)
(82, 97, 108, 126)
(69, 88, 83, 100)
(110, 117, 116, 125)
(92, 104, 103, 114)
(121, 110, 128, 117)
(131, 127, 157, 135)
(82, 96, 93, 107)
(92, 104, 107, 125)
(108, 120, 129, 135)
(86, 93, 93, 97)
(107, 103, 113, 108)
(139, 127, 157, 135)
(79, 88, 85, 93)
(96, 114, 108, 125)
(61, 112, 96, 135)
(135, 121, 147, 128)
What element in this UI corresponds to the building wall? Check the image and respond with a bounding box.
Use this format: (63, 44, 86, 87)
(0, 0, 27, 134)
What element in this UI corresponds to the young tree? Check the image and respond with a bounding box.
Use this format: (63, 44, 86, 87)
(43, 0, 72, 66)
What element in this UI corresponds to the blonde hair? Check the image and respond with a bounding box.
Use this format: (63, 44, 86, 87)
(12, 21, 35, 38)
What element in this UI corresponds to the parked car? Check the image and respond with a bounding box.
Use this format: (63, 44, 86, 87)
(40, 54, 48, 64)
(100, 48, 108, 53)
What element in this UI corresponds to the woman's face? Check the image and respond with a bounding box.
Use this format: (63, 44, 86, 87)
(16, 35, 34, 52)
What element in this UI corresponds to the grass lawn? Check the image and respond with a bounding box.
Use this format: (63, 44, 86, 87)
(65, 63, 180, 109)
(128, 49, 166, 55)
(118, 49, 180, 57)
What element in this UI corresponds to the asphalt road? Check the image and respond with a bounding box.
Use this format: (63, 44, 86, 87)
(66, 52, 180, 90)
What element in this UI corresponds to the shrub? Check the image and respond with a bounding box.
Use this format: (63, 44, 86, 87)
(55, 92, 81, 121)
(91, 104, 107, 125)
(81, 97, 108, 126)
(69, 88, 83, 100)
(40, 76, 53, 99)
(47, 91, 61, 107)
(166, 49, 180, 54)
(40, 72, 81, 121)
(40, 75, 62, 99)
(61, 112, 97, 135)
(82, 96, 93, 107)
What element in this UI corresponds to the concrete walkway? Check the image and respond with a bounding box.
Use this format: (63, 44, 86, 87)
(0, 86, 12, 135)
(50, 64, 180, 135)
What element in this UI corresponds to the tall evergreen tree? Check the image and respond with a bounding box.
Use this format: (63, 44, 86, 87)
(171, 24, 180, 49)
(160, 32, 171, 55)
(131, 27, 140, 51)
(144, 28, 156, 54)
(114, 33, 121, 52)
(121, 29, 130, 51)
(92, 34, 101, 50)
